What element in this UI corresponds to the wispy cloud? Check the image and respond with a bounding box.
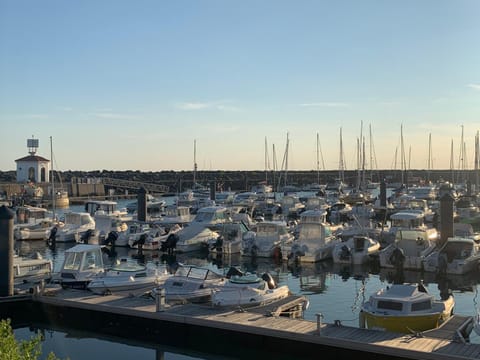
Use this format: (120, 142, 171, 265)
(299, 102, 349, 108)
(91, 112, 140, 120)
(22, 114, 49, 119)
(176, 101, 239, 111)
(177, 102, 211, 110)
(467, 83, 480, 91)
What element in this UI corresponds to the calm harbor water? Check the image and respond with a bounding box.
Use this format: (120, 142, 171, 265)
(12, 196, 480, 359)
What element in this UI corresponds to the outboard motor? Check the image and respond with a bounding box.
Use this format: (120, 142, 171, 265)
(160, 233, 179, 253)
(132, 233, 147, 248)
(47, 226, 58, 247)
(389, 247, 405, 270)
(261, 272, 277, 289)
(226, 266, 243, 279)
(339, 244, 351, 260)
(104, 231, 119, 246)
(211, 236, 223, 252)
(80, 229, 95, 244)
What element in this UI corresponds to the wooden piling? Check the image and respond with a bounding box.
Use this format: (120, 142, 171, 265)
(0, 205, 14, 297)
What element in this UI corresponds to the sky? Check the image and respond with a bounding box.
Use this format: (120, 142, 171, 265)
(1, 0, 479, 172)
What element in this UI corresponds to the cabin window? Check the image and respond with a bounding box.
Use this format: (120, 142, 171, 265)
(377, 300, 403, 311)
(81, 251, 101, 270)
(40, 167, 46, 182)
(63, 252, 83, 271)
(411, 300, 431, 311)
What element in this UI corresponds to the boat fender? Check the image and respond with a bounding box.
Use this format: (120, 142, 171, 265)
(261, 273, 276, 289)
(273, 247, 282, 261)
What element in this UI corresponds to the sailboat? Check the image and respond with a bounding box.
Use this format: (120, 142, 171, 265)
(50, 136, 69, 209)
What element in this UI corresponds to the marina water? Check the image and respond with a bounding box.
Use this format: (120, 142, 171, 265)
(12, 197, 480, 359)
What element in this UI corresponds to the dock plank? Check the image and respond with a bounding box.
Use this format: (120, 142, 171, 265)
(31, 287, 480, 360)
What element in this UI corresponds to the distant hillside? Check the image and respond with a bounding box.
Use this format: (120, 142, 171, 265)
(1, 169, 476, 193)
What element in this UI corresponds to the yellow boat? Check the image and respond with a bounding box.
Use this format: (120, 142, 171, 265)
(360, 283, 455, 333)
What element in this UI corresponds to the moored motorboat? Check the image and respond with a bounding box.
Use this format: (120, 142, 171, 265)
(13, 252, 53, 284)
(332, 235, 380, 265)
(87, 259, 173, 295)
(423, 236, 480, 275)
(360, 282, 455, 334)
(211, 268, 290, 308)
(152, 265, 226, 304)
(52, 244, 105, 289)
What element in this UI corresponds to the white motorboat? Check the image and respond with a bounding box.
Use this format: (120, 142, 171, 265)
(423, 236, 480, 275)
(13, 205, 55, 241)
(53, 211, 96, 243)
(153, 205, 194, 226)
(13, 252, 52, 283)
(14, 219, 53, 241)
(378, 229, 438, 270)
(87, 259, 173, 295)
(173, 206, 230, 253)
(382, 210, 438, 246)
(112, 221, 151, 247)
(287, 210, 342, 263)
(211, 269, 290, 308)
(242, 220, 294, 259)
(332, 235, 381, 265)
(208, 222, 255, 255)
(128, 223, 182, 251)
(53, 244, 105, 289)
(84, 199, 130, 220)
(153, 265, 226, 304)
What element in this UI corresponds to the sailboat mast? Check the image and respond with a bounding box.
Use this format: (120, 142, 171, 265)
(362, 135, 366, 190)
(316, 133, 320, 185)
(400, 124, 408, 188)
(50, 136, 56, 221)
(339, 127, 345, 183)
(458, 125, 465, 184)
(280, 132, 289, 188)
(450, 139, 454, 183)
(475, 131, 479, 193)
(272, 144, 277, 193)
(193, 139, 197, 187)
(427, 133, 432, 183)
(264, 137, 269, 184)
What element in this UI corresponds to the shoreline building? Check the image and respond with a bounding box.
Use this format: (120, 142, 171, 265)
(15, 137, 50, 184)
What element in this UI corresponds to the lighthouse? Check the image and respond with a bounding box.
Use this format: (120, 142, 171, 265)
(14, 137, 50, 183)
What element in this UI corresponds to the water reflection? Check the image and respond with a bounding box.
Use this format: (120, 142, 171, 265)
(15, 324, 236, 360)
(13, 238, 480, 345)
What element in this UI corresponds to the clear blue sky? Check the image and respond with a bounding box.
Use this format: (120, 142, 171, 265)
(1, 0, 479, 172)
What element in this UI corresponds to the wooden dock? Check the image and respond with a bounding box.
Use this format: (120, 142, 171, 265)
(9, 285, 475, 360)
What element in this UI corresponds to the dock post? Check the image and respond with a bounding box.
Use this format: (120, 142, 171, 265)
(439, 193, 455, 248)
(156, 288, 165, 311)
(380, 179, 387, 207)
(0, 205, 14, 297)
(137, 187, 147, 222)
(210, 181, 216, 201)
(316, 313, 323, 335)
